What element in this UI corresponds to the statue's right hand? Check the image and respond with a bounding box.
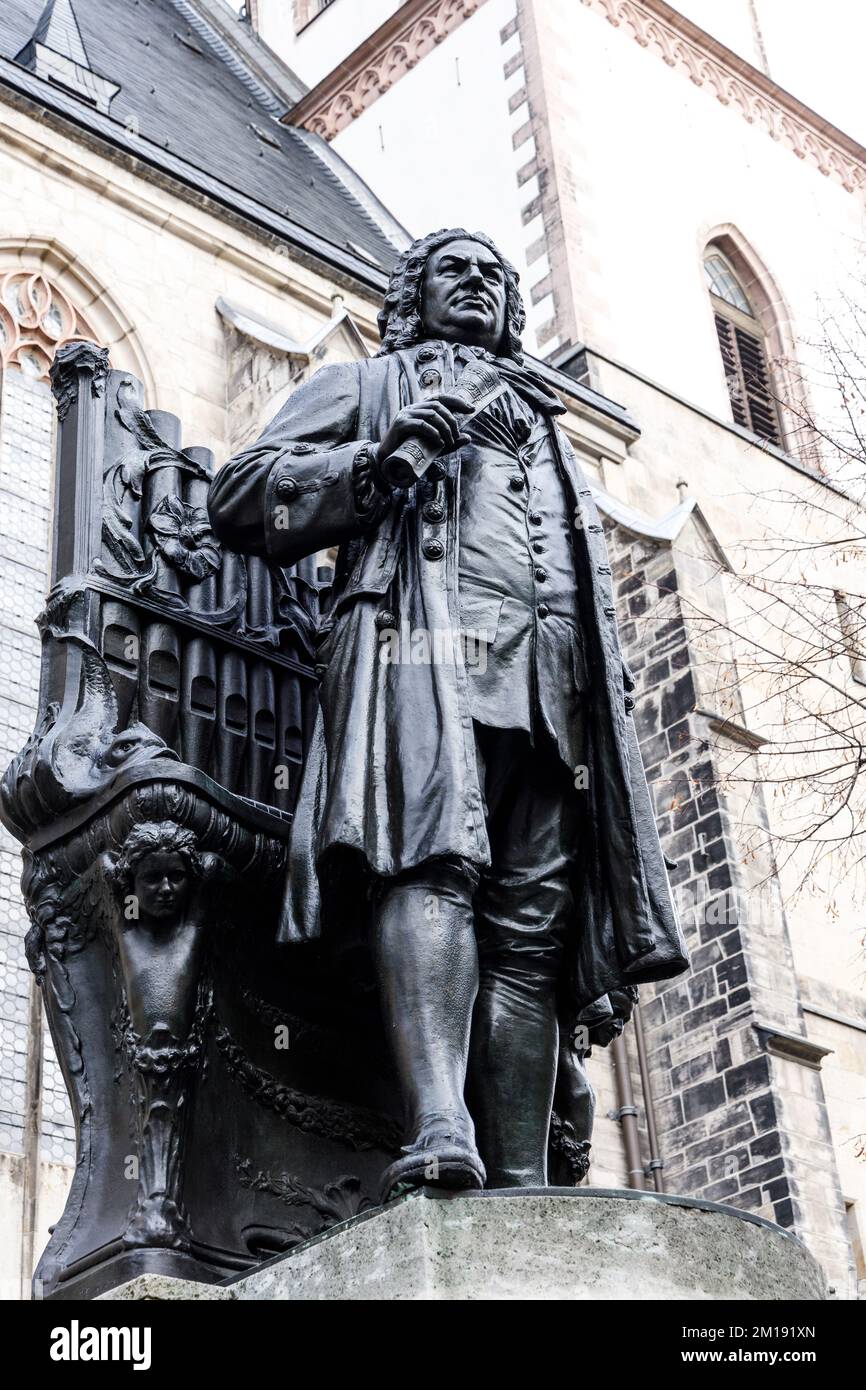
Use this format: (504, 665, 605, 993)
(376, 394, 472, 474)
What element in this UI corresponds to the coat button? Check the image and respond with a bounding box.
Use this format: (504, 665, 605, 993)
(290, 442, 315, 454)
(314, 663, 327, 679)
(423, 538, 445, 561)
(417, 346, 438, 363)
(423, 501, 445, 523)
(529, 511, 542, 525)
(508, 475, 525, 491)
(426, 460, 446, 481)
(534, 567, 548, 583)
(276, 476, 298, 500)
(532, 540, 545, 554)
(375, 610, 397, 630)
(537, 603, 550, 618)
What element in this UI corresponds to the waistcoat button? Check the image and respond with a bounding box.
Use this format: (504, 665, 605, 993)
(423, 538, 445, 561)
(422, 501, 445, 523)
(275, 476, 298, 500)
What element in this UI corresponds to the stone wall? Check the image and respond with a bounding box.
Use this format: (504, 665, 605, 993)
(605, 512, 855, 1295)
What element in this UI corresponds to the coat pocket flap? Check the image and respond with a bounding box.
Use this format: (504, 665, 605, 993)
(458, 591, 504, 647)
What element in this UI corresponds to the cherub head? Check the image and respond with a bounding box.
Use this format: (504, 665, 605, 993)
(377, 228, 525, 361)
(111, 821, 204, 922)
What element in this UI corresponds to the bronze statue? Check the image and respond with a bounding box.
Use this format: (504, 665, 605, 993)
(0, 235, 689, 1297)
(209, 228, 689, 1199)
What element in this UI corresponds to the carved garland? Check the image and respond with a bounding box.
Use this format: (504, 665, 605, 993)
(580, 0, 866, 196)
(289, 0, 488, 141)
(0, 271, 100, 381)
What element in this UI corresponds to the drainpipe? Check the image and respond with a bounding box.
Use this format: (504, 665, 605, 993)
(611, 1033, 645, 1190)
(633, 1004, 665, 1193)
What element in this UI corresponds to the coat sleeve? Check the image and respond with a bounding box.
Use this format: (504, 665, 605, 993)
(208, 361, 391, 567)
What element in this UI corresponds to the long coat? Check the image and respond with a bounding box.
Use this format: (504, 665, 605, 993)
(209, 341, 689, 1011)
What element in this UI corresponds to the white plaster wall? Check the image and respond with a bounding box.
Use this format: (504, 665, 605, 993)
(534, 0, 865, 417)
(332, 0, 519, 245)
(256, 0, 403, 88)
(803, 1011, 866, 1297)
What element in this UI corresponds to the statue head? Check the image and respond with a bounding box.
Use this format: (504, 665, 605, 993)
(112, 821, 204, 922)
(377, 228, 525, 360)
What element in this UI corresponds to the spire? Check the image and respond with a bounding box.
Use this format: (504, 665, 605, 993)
(15, 0, 120, 113)
(28, 0, 90, 67)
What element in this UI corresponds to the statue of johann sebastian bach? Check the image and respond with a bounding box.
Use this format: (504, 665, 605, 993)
(209, 229, 689, 1197)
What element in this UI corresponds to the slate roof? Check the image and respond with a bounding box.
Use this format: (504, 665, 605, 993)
(0, 0, 403, 276)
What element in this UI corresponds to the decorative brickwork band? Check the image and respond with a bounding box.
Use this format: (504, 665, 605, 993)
(581, 0, 865, 195)
(286, 0, 489, 140)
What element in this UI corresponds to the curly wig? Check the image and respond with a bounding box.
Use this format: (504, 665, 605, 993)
(112, 821, 203, 898)
(377, 228, 525, 361)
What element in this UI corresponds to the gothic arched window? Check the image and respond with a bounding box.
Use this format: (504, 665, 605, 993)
(704, 246, 783, 448)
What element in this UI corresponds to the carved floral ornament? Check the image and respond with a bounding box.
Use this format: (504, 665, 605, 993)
(0, 271, 99, 381)
(294, 0, 486, 140)
(147, 495, 222, 581)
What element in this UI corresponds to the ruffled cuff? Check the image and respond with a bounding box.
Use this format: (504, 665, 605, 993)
(352, 442, 392, 527)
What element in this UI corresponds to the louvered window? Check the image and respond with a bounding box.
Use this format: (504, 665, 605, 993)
(705, 251, 783, 447)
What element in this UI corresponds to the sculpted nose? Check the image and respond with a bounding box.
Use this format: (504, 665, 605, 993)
(463, 263, 484, 288)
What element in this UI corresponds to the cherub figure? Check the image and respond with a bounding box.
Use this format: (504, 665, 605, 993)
(105, 821, 219, 1249)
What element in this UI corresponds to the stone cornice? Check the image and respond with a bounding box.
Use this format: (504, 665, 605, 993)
(581, 0, 866, 196)
(284, 0, 489, 140)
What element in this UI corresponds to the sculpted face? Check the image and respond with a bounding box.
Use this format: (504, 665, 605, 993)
(133, 851, 190, 922)
(421, 238, 508, 353)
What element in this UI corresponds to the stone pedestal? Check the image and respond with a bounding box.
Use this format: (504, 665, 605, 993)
(98, 1188, 826, 1301)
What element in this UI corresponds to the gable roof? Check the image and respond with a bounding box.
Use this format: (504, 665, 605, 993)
(0, 0, 406, 277)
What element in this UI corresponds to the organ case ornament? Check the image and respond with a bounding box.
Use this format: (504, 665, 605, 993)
(0, 341, 402, 1299)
